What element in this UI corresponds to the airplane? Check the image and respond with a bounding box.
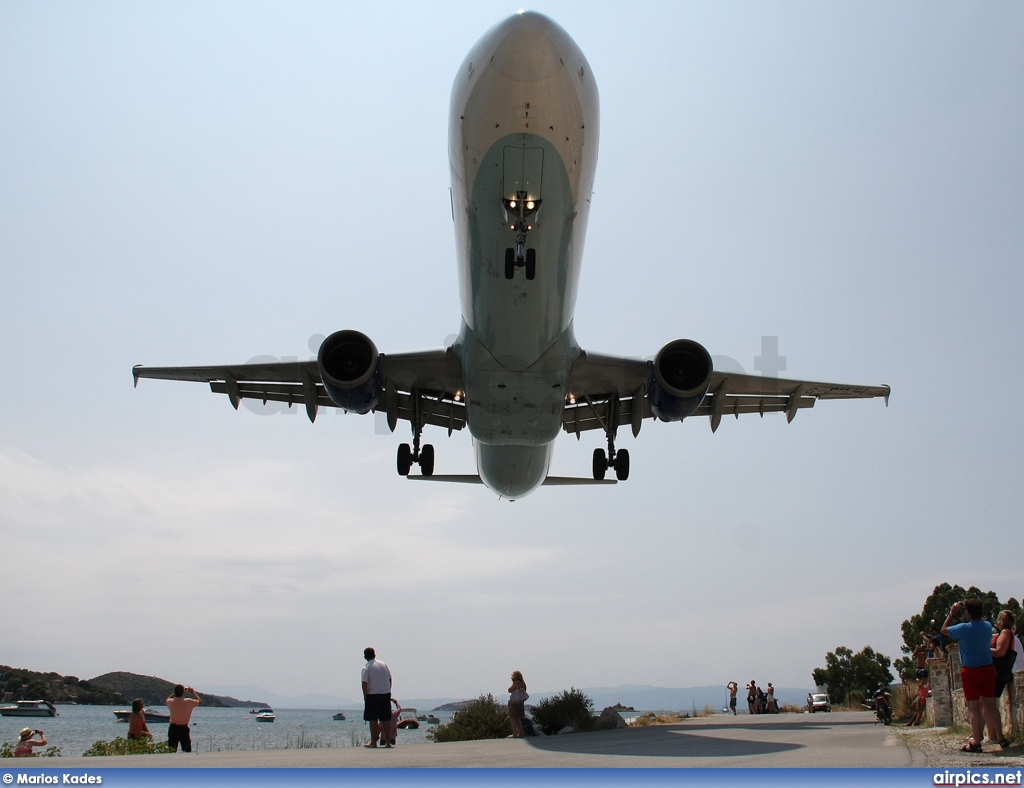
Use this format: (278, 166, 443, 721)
(133, 12, 889, 500)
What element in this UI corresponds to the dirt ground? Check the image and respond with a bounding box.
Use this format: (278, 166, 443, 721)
(897, 726, 1024, 768)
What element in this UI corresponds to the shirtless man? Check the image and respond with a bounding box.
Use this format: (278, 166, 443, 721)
(726, 682, 738, 715)
(165, 684, 201, 752)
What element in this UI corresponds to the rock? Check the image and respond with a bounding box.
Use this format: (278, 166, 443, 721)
(598, 707, 628, 729)
(557, 725, 574, 735)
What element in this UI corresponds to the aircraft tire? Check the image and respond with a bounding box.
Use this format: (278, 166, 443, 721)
(397, 443, 412, 476)
(525, 248, 536, 280)
(421, 444, 435, 476)
(592, 448, 607, 480)
(505, 248, 515, 279)
(615, 449, 630, 481)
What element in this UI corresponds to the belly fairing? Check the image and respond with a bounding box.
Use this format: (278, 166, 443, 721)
(475, 442, 553, 499)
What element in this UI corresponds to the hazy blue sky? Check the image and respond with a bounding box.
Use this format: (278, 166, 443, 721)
(2, 1, 1022, 703)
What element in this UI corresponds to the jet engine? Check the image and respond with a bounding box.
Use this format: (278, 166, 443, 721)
(317, 330, 382, 414)
(649, 339, 713, 421)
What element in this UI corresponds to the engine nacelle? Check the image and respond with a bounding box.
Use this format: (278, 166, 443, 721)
(649, 339, 713, 422)
(317, 330, 382, 414)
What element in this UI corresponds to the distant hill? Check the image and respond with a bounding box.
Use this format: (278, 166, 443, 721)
(0, 664, 271, 708)
(88, 672, 264, 708)
(1, 665, 122, 706)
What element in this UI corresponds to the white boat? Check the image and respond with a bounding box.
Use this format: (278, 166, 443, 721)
(332, 712, 346, 720)
(255, 709, 276, 722)
(0, 700, 58, 717)
(114, 707, 170, 723)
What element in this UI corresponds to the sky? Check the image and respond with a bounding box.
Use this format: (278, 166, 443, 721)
(2, 1, 1022, 705)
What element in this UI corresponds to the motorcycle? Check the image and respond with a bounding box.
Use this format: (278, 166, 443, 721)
(875, 699, 892, 725)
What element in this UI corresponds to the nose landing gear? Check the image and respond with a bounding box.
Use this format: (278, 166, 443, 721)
(502, 191, 540, 280)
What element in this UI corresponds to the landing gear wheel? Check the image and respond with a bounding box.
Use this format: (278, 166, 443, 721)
(592, 448, 607, 480)
(397, 443, 412, 476)
(504, 248, 515, 279)
(614, 449, 630, 481)
(525, 248, 536, 280)
(420, 444, 435, 476)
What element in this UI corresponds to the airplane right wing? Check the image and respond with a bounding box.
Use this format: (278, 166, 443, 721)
(563, 349, 890, 437)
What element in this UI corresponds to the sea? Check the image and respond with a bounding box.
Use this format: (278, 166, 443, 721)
(0, 705, 456, 757)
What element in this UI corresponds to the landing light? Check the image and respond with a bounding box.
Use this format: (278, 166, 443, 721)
(568, 394, 576, 405)
(509, 200, 517, 209)
(526, 201, 535, 210)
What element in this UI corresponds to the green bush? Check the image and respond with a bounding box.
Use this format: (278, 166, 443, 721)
(0, 742, 61, 758)
(82, 737, 172, 756)
(530, 687, 595, 735)
(427, 694, 512, 742)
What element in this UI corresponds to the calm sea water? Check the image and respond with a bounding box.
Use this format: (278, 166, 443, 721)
(1, 705, 454, 757)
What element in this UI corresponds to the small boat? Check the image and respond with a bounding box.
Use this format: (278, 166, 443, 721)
(114, 707, 170, 724)
(255, 709, 276, 722)
(416, 714, 427, 721)
(395, 708, 419, 729)
(0, 700, 58, 717)
(249, 708, 269, 714)
(332, 712, 346, 720)
(426, 714, 440, 724)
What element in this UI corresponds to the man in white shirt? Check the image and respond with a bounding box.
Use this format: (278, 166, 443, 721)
(361, 647, 393, 748)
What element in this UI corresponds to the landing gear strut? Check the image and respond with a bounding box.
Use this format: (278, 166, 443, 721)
(589, 394, 630, 481)
(396, 388, 435, 477)
(503, 191, 540, 280)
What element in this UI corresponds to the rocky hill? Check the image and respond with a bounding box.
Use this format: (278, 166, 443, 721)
(0, 665, 265, 708)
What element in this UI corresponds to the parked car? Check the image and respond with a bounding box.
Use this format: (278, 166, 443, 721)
(808, 693, 832, 713)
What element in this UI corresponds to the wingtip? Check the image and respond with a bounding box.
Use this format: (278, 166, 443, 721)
(132, 365, 141, 388)
(883, 385, 890, 407)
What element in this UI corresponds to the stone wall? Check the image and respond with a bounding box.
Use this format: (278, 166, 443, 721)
(930, 640, 1021, 737)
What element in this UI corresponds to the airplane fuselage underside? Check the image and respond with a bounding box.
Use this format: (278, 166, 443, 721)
(449, 14, 600, 496)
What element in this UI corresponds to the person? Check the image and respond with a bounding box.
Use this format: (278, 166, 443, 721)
(807, 692, 814, 713)
(766, 683, 777, 713)
(13, 728, 46, 757)
(508, 671, 529, 737)
(128, 698, 153, 741)
(747, 681, 757, 714)
(361, 647, 393, 748)
(941, 599, 1007, 751)
(726, 681, 738, 715)
(991, 610, 1017, 701)
(379, 698, 401, 747)
(906, 675, 929, 727)
(165, 684, 201, 752)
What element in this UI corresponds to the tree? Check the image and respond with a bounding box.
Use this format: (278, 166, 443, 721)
(812, 645, 893, 705)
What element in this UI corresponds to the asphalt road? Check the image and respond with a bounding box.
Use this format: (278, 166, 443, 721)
(44, 711, 927, 768)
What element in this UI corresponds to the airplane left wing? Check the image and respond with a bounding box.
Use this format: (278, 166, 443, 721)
(132, 348, 466, 433)
(563, 350, 890, 437)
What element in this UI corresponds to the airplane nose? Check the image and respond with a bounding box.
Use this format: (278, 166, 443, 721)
(489, 12, 565, 82)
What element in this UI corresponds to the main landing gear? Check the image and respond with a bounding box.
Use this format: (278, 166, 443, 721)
(396, 389, 434, 477)
(593, 446, 629, 482)
(589, 394, 630, 482)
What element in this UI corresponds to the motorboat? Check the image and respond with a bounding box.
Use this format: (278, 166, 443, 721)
(332, 712, 346, 720)
(0, 700, 58, 717)
(426, 714, 440, 724)
(255, 709, 276, 722)
(395, 709, 419, 729)
(114, 707, 170, 723)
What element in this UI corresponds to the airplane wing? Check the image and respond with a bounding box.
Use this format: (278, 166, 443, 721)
(132, 349, 467, 432)
(563, 350, 890, 437)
